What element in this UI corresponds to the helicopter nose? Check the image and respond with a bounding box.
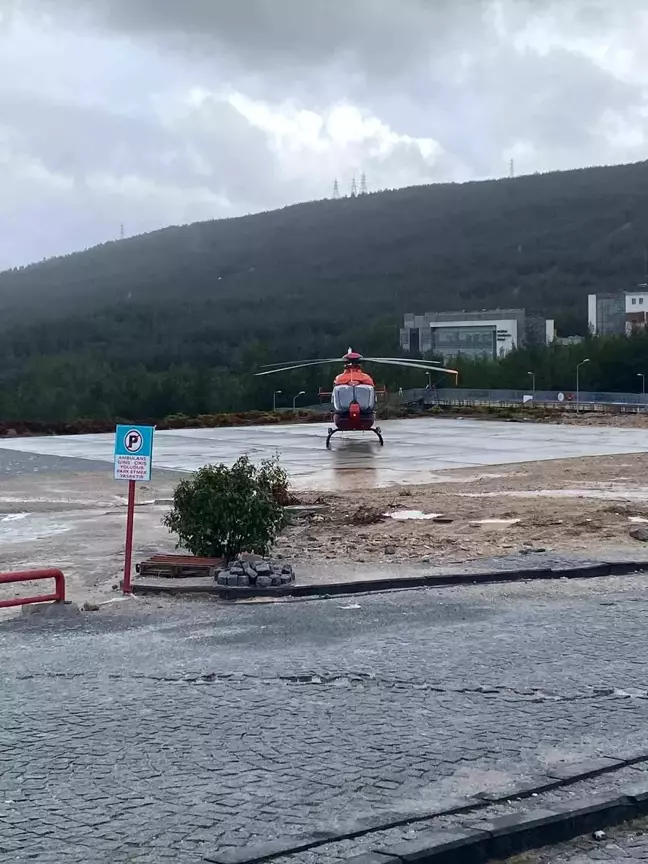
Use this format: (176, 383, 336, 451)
(350, 403, 360, 418)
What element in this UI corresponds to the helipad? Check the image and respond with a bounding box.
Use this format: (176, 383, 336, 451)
(2, 418, 648, 490)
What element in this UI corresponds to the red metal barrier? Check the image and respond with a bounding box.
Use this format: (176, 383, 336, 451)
(0, 569, 66, 609)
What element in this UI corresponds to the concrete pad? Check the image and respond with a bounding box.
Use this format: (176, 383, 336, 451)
(1, 418, 648, 490)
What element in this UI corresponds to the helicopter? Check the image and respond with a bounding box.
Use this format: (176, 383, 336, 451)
(256, 348, 458, 447)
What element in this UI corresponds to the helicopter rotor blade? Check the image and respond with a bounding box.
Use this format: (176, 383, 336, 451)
(365, 358, 458, 375)
(365, 357, 443, 366)
(255, 359, 348, 377)
(258, 357, 341, 370)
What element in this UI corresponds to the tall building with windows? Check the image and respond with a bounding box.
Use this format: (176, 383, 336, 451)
(588, 288, 648, 335)
(587, 293, 626, 335)
(400, 309, 555, 361)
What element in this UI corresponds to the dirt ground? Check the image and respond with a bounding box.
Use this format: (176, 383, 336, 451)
(3, 449, 648, 610)
(545, 411, 648, 428)
(282, 451, 648, 567)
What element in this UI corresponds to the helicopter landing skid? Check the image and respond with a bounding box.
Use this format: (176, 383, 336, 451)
(326, 427, 384, 448)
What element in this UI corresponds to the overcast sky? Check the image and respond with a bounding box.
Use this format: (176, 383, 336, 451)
(1, 0, 647, 270)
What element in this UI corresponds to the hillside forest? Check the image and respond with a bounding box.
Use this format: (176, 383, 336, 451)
(3, 160, 648, 421)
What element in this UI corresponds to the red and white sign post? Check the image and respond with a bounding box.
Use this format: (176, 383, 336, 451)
(114, 425, 155, 594)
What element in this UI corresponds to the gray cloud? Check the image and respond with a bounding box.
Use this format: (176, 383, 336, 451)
(0, 88, 286, 267)
(16, 1, 631, 82)
(17, 1, 486, 74)
(1, 0, 647, 269)
(446, 45, 644, 173)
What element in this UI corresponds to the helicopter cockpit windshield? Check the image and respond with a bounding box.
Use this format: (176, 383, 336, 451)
(333, 384, 376, 413)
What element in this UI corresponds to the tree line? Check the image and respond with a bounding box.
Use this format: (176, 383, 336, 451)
(3, 159, 648, 420)
(2, 331, 648, 423)
(448, 331, 648, 395)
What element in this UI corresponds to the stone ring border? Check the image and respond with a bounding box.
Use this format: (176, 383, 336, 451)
(131, 558, 648, 601)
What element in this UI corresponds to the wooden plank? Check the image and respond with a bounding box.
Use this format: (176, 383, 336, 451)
(145, 554, 223, 565)
(136, 553, 224, 579)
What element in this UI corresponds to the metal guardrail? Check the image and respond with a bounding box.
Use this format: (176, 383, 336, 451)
(398, 387, 648, 410)
(0, 568, 66, 610)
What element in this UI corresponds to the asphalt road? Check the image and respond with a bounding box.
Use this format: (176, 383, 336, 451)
(2, 417, 648, 488)
(4, 574, 648, 863)
(0, 449, 111, 478)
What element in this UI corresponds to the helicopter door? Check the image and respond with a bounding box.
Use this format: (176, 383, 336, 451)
(332, 385, 354, 412)
(354, 384, 375, 412)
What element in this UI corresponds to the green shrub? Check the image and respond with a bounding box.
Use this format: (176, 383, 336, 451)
(162, 455, 289, 562)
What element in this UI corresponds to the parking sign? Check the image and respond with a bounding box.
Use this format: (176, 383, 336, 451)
(114, 425, 154, 482)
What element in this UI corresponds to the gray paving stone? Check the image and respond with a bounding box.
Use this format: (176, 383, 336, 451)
(547, 758, 623, 782)
(6, 577, 648, 861)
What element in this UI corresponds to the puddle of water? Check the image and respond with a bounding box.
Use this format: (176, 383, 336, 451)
(471, 518, 521, 527)
(463, 488, 648, 502)
(387, 510, 444, 521)
(0, 513, 74, 542)
(425, 473, 512, 484)
(115, 498, 164, 507)
(0, 495, 92, 505)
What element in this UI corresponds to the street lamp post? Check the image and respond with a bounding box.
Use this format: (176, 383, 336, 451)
(292, 390, 306, 410)
(527, 371, 536, 397)
(639, 373, 645, 396)
(576, 359, 590, 411)
(273, 390, 282, 411)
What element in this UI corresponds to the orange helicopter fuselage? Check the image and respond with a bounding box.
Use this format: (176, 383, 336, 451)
(331, 364, 378, 431)
(333, 368, 375, 387)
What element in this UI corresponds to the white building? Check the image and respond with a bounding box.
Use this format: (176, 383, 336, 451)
(588, 288, 648, 336)
(625, 286, 648, 330)
(401, 309, 554, 362)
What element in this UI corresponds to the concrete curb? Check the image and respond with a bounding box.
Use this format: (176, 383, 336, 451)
(131, 558, 648, 600)
(351, 791, 641, 863)
(202, 754, 648, 864)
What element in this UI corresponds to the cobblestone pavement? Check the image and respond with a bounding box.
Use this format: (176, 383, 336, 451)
(4, 574, 648, 862)
(271, 757, 648, 863)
